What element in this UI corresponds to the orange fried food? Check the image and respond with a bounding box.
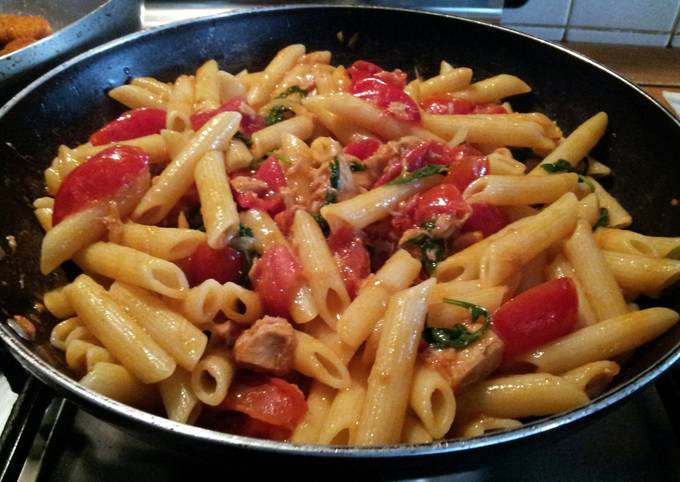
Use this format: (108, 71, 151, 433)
(0, 14, 52, 44)
(0, 36, 36, 55)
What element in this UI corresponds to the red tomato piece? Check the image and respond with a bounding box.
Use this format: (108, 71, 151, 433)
(52, 146, 150, 225)
(219, 372, 307, 431)
(250, 245, 303, 318)
(461, 203, 509, 237)
(180, 242, 245, 286)
(413, 184, 471, 225)
(444, 155, 489, 192)
(342, 138, 382, 160)
(255, 157, 287, 190)
(327, 227, 371, 298)
(233, 157, 288, 215)
(347, 60, 406, 87)
(350, 77, 420, 122)
(493, 278, 579, 359)
(190, 98, 266, 135)
(89, 108, 166, 146)
(374, 140, 453, 187)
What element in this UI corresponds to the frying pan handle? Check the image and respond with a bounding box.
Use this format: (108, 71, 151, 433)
(0, 377, 55, 481)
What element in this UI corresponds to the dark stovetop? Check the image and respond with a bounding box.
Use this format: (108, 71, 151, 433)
(1, 369, 680, 482)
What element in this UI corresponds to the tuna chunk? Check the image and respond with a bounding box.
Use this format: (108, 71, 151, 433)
(233, 316, 297, 376)
(422, 330, 505, 392)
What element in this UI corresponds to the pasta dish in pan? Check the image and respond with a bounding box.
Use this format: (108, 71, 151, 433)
(32, 44, 680, 445)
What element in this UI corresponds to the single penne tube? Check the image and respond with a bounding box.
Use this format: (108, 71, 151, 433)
(560, 361, 620, 398)
(194, 59, 220, 111)
(181, 279, 224, 325)
(43, 286, 75, 319)
(109, 281, 207, 371)
(451, 74, 531, 104)
(594, 228, 680, 258)
(65, 275, 176, 383)
(468, 113, 561, 139)
(74, 242, 189, 299)
(80, 362, 159, 409)
(225, 139, 253, 172)
(577, 192, 600, 225)
(291, 210, 350, 328)
(564, 219, 628, 321)
(401, 414, 434, 444)
(427, 286, 507, 328)
(190, 350, 235, 406)
(302, 318, 357, 365)
(302, 96, 374, 145)
(404, 78, 421, 104)
(108, 84, 166, 109)
(487, 149, 526, 176)
(195, 150, 239, 248)
(452, 414, 523, 438)
(588, 176, 632, 228)
(435, 214, 536, 282)
(320, 94, 413, 140)
(456, 373, 589, 420)
(131, 77, 171, 99)
(464, 173, 578, 206)
(504, 308, 679, 374)
(409, 363, 456, 439)
(250, 115, 314, 158)
(516, 250, 548, 293)
(479, 192, 579, 287)
(217, 70, 246, 102)
(166, 74, 194, 132)
(159, 367, 202, 424)
(61, 135, 170, 176)
(50, 316, 83, 351)
(34, 206, 53, 231)
(162, 127, 193, 162)
(530, 112, 608, 175)
(291, 381, 335, 444)
(247, 44, 305, 108)
(293, 330, 351, 389)
(116, 223, 205, 261)
(316, 381, 366, 445)
(544, 255, 598, 328)
(40, 204, 107, 274)
(419, 67, 473, 99)
(355, 279, 435, 446)
(321, 176, 440, 230)
(133, 111, 241, 224)
(422, 114, 555, 151)
(239, 208, 289, 250)
(440, 60, 454, 73)
(221, 282, 263, 325)
(65, 339, 116, 376)
(602, 250, 680, 295)
(338, 249, 421, 348)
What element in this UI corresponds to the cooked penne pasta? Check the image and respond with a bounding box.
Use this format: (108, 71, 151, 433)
(65, 275, 176, 384)
(504, 308, 679, 374)
(74, 242, 189, 299)
(355, 279, 435, 446)
(32, 45, 680, 448)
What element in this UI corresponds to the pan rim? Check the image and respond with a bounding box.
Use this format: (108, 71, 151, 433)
(1, 4, 679, 458)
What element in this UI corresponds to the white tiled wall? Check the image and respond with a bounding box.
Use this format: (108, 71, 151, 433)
(501, 0, 680, 47)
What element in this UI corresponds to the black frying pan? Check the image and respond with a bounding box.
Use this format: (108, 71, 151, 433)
(0, 6, 679, 478)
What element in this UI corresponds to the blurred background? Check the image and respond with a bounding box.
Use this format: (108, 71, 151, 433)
(143, 0, 680, 47)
